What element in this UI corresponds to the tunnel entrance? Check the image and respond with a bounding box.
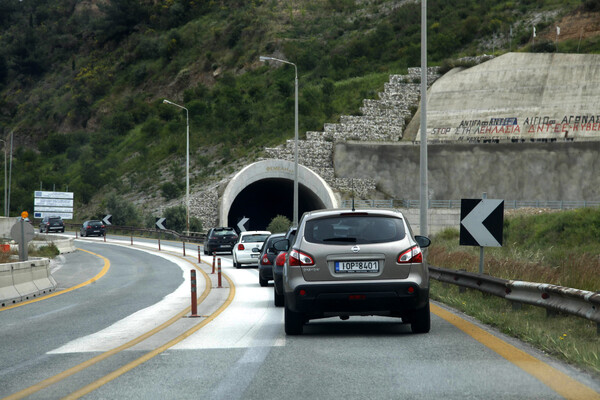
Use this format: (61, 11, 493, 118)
(227, 178, 325, 231)
(220, 160, 338, 231)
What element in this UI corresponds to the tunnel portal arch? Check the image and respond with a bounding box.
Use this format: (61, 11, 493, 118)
(221, 160, 338, 230)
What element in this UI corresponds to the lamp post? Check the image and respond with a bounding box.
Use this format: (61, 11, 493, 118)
(0, 139, 6, 216)
(259, 55, 299, 227)
(163, 99, 190, 232)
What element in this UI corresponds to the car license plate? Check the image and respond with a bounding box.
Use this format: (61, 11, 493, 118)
(251, 254, 259, 258)
(220, 245, 229, 248)
(335, 261, 379, 273)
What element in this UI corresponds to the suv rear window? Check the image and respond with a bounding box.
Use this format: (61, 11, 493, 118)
(304, 215, 406, 245)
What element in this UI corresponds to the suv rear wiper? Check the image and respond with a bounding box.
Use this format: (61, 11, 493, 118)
(322, 237, 357, 243)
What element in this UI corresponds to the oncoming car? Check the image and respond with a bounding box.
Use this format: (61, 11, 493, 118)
(274, 209, 431, 335)
(232, 230, 271, 268)
(39, 216, 65, 233)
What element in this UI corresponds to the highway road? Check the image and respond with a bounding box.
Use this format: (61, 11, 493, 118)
(0, 235, 598, 399)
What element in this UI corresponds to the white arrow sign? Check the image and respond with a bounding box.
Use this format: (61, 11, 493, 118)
(237, 216, 249, 232)
(156, 217, 166, 230)
(460, 199, 504, 247)
(103, 214, 112, 226)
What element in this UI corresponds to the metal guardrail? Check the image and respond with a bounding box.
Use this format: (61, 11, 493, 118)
(429, 265, 600, 333)
(340, 199, 600, 209)
(65, 224, 206, 243)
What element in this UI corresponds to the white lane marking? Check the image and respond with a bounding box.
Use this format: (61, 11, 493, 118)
(173, 257, 286, 350)
(49, 255, 66, 274)
(48, 248, 192, 354)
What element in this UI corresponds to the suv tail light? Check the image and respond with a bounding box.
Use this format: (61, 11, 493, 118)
(289, 249, 315, 266)
(398, 245, 423, 264)
(261, 254, 271, 265)
(275, 252, 286, 266)
(238, 244, 245, 251)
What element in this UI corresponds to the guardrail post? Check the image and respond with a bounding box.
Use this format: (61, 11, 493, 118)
(190, 270, 199, 317)
(130, 235, 133, 245)
(158, 237, 161, 251)
(217, 258, 222, 288)
(75, 230, 78, 239)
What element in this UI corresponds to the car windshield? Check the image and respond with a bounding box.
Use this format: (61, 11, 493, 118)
(241, 234, 269, 243)
(304, 215, 406, 245)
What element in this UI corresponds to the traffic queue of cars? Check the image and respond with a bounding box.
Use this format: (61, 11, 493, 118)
(213, 208, 432, 336)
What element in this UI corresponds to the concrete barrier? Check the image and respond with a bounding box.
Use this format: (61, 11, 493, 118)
(31, 259, 57, 293)
(12, 262, 40, 299)
(0, 258, 56, 306)
(0, 263, 20, 304)
(30, 234, 76, 254)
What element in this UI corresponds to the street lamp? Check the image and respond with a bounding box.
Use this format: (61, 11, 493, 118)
(163, 99, 190, 232)
(259, 55, 299, 227)
(0, 139, 6, 217)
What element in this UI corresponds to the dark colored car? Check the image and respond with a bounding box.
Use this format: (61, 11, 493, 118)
(272, 227, 297, 307)
(274, 209, 431, 335)
(204, 227, 238, 255)
(258, 233, 285, 287)
(39, 216, 65, 233)
(80, 220, 106, 237)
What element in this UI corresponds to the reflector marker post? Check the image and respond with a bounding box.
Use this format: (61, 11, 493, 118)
(190, 270, 199, 317)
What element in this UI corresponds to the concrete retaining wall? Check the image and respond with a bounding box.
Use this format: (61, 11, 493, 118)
(400, 208, 461, 236)
(334, 141, 600, 202)
(0, 258, 57, 306)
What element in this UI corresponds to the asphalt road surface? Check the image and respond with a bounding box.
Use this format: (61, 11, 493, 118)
(0, 236, 598, 400)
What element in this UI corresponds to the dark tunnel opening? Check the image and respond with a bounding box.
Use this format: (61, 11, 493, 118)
(227, 178, 325, 231)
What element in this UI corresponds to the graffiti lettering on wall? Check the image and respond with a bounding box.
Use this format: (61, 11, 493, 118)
(429, 114, 600, 139)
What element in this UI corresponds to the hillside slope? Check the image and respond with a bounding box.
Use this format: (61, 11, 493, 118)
(0, 0, 598, 224)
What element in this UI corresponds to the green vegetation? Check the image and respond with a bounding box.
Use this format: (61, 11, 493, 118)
(0, 0, 597, 219)
(429, 208, 600, 375)
(267, 215, 292, 233)
(30, 243, 60, 258)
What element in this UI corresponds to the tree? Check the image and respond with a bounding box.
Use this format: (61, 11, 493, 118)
(163, 205, 202, 233)
(106, 193, 141, 226)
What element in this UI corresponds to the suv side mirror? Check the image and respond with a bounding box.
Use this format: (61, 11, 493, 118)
(273, 239, 289, 252)
(414, 235, 431, 248)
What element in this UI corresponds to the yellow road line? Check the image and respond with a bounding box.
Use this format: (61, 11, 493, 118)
(431, 303, 600, 400)
(2, 253, 212, 400)
(0, 249, 110, 312)
(64, 273, 236, 400)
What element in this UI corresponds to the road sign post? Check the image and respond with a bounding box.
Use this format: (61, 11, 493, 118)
(12, 212, 35, 261)
(460, 194, 504, 274)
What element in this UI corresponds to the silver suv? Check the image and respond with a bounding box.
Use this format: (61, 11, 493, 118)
(274, 209, 431, 335)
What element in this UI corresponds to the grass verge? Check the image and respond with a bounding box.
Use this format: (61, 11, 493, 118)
(431, 280, 600, 377)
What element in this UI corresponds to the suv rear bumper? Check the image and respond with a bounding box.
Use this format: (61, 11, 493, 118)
(285, 281, 429, 317)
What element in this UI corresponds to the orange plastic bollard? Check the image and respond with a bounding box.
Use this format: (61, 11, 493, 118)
(212, 253, 216, 274)
(198, 246, 201, 263)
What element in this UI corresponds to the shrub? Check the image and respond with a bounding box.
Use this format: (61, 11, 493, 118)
(161, 182, 182, 200)
(267, 215, 291, 233)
